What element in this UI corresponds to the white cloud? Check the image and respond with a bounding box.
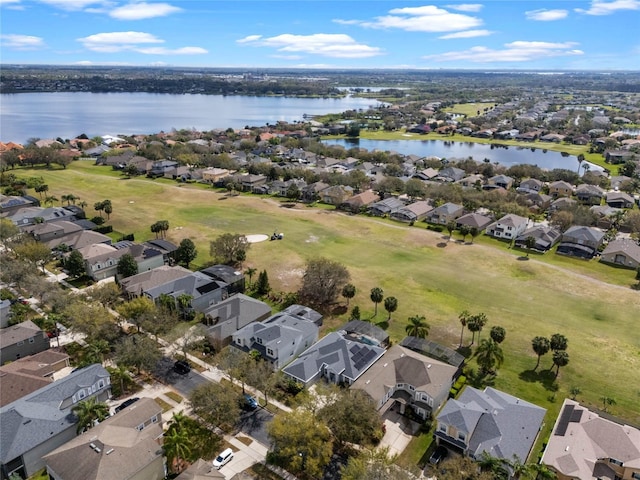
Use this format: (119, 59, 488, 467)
(77, 31, 206, 55)
(423, 40, 584, 63)
(38, 0, 112, 10)
(1, 33, 45, 49)
(336, 5, 483, 33)
(109, 2, 181, 20)
(526, 9, 569, 21)
(575, 0, 640, 15)
(439, 29, 493, 39)
(237, 33, 383, 58)
(446, 4, 483, 12)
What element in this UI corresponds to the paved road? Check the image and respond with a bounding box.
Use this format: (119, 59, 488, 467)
(155, 356, 209, 397)
(236, 407, 273, 448)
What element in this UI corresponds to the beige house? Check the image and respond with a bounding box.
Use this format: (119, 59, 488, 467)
(201, 167, 232, 184)
(541, 399, 640, 480)
(549, 181, 574, 198)
(600, 238, 640, 269)
(44, 398, 165, 480)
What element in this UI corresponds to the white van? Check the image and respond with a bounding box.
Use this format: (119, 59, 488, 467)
(212, 448, 233, 469)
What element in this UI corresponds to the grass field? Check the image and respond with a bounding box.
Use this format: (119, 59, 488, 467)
(442, 102, 496, 117)
(19, 161, 640, 433)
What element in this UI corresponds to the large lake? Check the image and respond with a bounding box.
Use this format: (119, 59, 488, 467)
(0, 92, 379, 143)
(324, 138, 596, 172)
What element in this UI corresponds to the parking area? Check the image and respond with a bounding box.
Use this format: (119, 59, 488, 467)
(378, 409, 421, 457)
(218, 439, 268, 480)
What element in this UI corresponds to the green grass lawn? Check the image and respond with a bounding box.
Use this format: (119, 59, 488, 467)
(18, 162, 640, 429)
(442, 102, 496, 117)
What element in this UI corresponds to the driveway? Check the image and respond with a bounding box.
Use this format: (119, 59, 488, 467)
(379, 409, 421, 457)
(236, 407, 273, 448)
(218, 437, 268, 480)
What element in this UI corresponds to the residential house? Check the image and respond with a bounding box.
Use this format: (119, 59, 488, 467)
(435, 386, 546, 466)
(457, 174, 484, 189)
(549, 197, 577, 212)
(368, 197, 405, 217)
(148, 160, 178, 178)
(609, 175, 631, 191)
(487, 174, 514, 190)
(282, 331, 386, 386)
(485, 214, 529, 240)
(200, 265, 245, 297)
(455, 212, 493, 231)
(605, 191, 635, 209)
(514, 225, 562, 252)
(202, 293, 272, 345)
(549, 181, 574, 198)
(80, 242, 165, 281)
(175, 459, 225, 480)
(390, 201, 433, 223)
(144, 271, 229, 313)
(434, 167, 466, 183)
(575, 184, 605, 205)
(201, 167, 232, 184)
(540, 133, 566, 143)
(412, 168, 439, 181)
(280, 304, 323, 327)
(590, 205, 622, 230)
(44, 398, 164, 480)
(0, 364, 111, 479)
(316, 156, 342, 169)
(0, 300, 11, 329)
(556, 226, 605, 259)
(301, 182, 330, 203)
(516, 178, 544, 194)
(0, 351, 70, 407)
(338, 190, 380, 214)
(119, 265, 193, 298)
(142, 239, 178, 264)
(0, 195, 40, 216)
(521, 192, 552, 211)
(605, 150, 635, 164)
(232, 310, 319, 370)
(0, 320, 49, 365)
(238, 174, 267, 192)
(600, 239, 640, 269)
(425, 203, 464, 225)
(8, 206, 77, 228)
(321, 185, 353, 206)
(541, 399, 640, 480)
(351, 344, 457, 420)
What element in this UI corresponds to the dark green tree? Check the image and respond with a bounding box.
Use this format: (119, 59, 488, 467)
(383, 296, 398, 321)
(370, 287, 384, 316)
(490, 326, 506, 344)
(65, 249, 86, 278)
(210, 233, 250, 265)
(117, 253, 138, 278)
(175, 238, 197, 268)
(341, 283, 356, 306)
(552, 350, 569, 378)
(256, 269, 270, 295)
(531, 336, 550, 371)
(475, 338, 504, 375)
(298, 257, 350, 308)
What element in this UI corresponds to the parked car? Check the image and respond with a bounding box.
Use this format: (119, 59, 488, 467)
(429, 446, 448, 465)
(212, 448, 233, 469)
(173, 360, 191, 375)
(115, 397, 140, 413)
(242, 393, 258, 410)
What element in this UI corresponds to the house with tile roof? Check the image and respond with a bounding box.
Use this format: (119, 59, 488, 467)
(514, 225, 562, 252)
(0, 195, 40, 216)
(575, 184, 605, 205)
(203, 293, 272, 345)
(549, 181, 574, 198)
(516, 178, 544, 194)
(390, 200, 433, 223)
(368, 197, 405, 217)
(425, 203, 464, 225)
(43, 398, 164, 480)
(541, 399, 640, 480)
(351, 344, 458, 420)
(556, 226, 605, 259)
(232, 310, 319, 370)
(338, 189, 380, 214)
(79, 241, 165, 281)
(282, 331, 385, 386)
(0, 320, 50, 366)
(455, 212, 493, 231)
(119, 265, 193, 299)
(605, 191, 635, 209)
(435, 386, 546, 466)
(0, 364, 111, 479)
(600, 238, 640, 269)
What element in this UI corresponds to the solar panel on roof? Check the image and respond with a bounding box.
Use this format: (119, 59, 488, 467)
(570, 408, 583, 423)
(350, 344, 361, 354)
(554, 404, 574, 436)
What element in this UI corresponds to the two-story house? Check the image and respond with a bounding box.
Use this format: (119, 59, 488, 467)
(0, 364, 111, 479)
(44, 398, 164, 480)
(0, 320, 49, 365)
(351, 344, 458, 420)
(232, 311, 319, 370)
(575, 184, 605, 205)
(203, 293, 272, 345)
(514, 225, 562, 252)
(435, 386, 546, 468)
(425, 203, 465, 225)
(541, 399, 640, 480)
(485, 214, 529, 240)
(516, 178, 544, 194)
(548, 181, 574, 198)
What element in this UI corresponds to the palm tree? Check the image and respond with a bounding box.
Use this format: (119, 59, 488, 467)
(405, 315, 430, 338)
(164, 427, 193, 474)
(341, 283, 356, 306)
(475, 338, 504, 375)
(108, 364, 133, 397)
(370, 287, 383, 317)
(467, 313, 486, 346)
(44, 195, 58, 206)
(528, 463, 557, 480)
(550, 333, 568, 352)
(72, 397, 109, 434)
(531, 336, 550, 371)
(458, 310, 471, 348)
(600, 396, 616, 412)
(508, 455, 536, 480)
(577, 153, 585, 175)
(569, 386, 581, 400)
(85, 340, 110, 364)
(78, 200, 87, 210)
(446, 220, 456, 241)
(459, 224, 471, 242)
(552, 350, 569, 378)
(383, 296, 398, 321)
(477, 452, 509, 479)
(490, 325, 506, 344)
(244, 267, 257, 288)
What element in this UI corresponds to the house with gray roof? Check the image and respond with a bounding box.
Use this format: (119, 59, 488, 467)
(203, 294, 272, 345)
(605, 191, 635, 209)
(43, 398, 164, 480)
(514, 225, 562, 252)
(487, 175, 514, 190)
(232, 311, 319, 370)
(575, 184, 605, 205)
(175, 458, 225, 480)
(339, 320, 389, 348)
(119, 265, 193, 298)
(0, 320, 49, 366)
(456, 212, 493, 231)
(144, 271, 228, 313)
(600, 238, 640, 270)
(368, 197, 405, 217)
(425, 203, 464, 225)
(81, 242, 165, 281)
(8, 206, 77, 228)
(282, 331, 385, 386)
(541, 399, 640, 480)
(390, 200, 433, 223)
(0, 195, 40, 216)
(556, 226, 605, 259)
(435, 386, 546, 466)
(516, 178, 544, 194)
(485, 214, 529, 240)
(434, 167, 466, 183)
(351, 344, 458, 420)
(0, 364, 111, 479)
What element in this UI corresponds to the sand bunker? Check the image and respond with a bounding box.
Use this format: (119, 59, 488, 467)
(245, 234, 269, 243)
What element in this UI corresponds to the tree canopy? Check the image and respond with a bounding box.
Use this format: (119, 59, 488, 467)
(210, 233, 250, 265)
(298, 257, 350, 309)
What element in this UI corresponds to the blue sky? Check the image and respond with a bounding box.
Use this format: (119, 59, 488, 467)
(0, 0, 638, 70)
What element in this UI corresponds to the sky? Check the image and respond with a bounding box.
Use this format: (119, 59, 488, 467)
(0, 0, 639, 70)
